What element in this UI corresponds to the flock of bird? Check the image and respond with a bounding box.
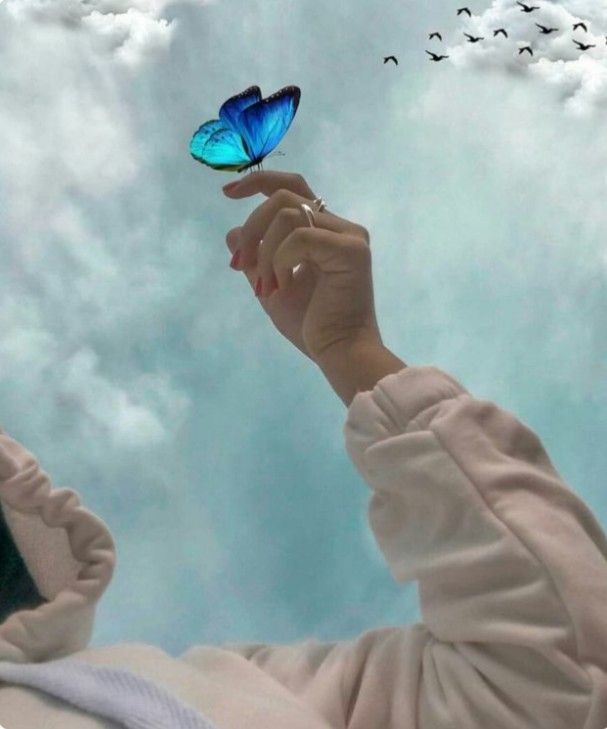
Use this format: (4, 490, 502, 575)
(382, 2, 603, 64)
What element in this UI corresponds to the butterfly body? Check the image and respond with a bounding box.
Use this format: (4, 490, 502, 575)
(190, 85, 300, 173)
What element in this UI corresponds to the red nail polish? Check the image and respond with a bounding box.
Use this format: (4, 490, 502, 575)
(255, 277, 262, 296)
(229, 249, 241, 269)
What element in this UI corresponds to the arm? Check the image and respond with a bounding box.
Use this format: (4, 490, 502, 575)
(314, 338, 407, 407)
(218, 366, 606, 729)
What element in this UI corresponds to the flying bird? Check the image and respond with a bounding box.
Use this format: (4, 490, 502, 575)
(383, 55, 398, 65)
(493, 28, 508, 37)
(573, 22, 588, 32)
(573, 39, 595, 51)
(517, 2, 540, 12)
(426, 50, 449, 61)
(457, 7, 472, 17)
(464, 33, 484, 43)
(519, 46, 534, 55)
(429, 32, 443, 41)
(536, 23, 558, 34)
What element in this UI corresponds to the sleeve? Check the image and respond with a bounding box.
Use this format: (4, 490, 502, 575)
(217, 365, 607, 729)
(0, 427, 116, 664)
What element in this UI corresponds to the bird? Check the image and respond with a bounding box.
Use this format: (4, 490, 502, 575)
(426, 50, 449, 61)
(457, 7, 472, 17)
(464, 33, 484, 43)
(519, 46, 534, 55)
(536, 23, 558, 34)
(429, 32, 443, 41)
(573, 22, 588, 32)
(573, 39, 595, 51)
(517, 2, 540, 12)
(383, 55, 398, 65)
(493, 28, 508, 37)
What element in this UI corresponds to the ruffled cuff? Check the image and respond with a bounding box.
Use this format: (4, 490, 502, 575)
(0, 428, 115, 663)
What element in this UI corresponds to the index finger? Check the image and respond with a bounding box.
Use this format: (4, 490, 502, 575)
(222, 170, 318, 202)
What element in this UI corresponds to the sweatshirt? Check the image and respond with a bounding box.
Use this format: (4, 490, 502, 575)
(0, 365, 606, 729)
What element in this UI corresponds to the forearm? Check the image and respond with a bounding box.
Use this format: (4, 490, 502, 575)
(315, 339, 407, 407)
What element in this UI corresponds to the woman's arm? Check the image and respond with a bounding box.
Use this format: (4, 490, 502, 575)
(315, 338, 407, 407)
(219, 365, 606, 729)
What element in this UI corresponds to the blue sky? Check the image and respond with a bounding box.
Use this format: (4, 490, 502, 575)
(0, 0, 605, 659)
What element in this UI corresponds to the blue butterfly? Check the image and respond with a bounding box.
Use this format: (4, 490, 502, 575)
(189, 85, 300, 174)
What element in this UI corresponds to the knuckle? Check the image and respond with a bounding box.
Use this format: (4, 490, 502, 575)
(356, 225, 370, 244)
(238, 225, 253, 250)
(295, 224, 315, 240)
(351, 236, 372, 261)
(356, 234, 370, 250)
(273, 188, 294, 207)
(226, 227, 239, 245)
(275, 206, 296, 225)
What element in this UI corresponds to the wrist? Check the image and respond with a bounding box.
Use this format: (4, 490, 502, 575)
(315, 337, 407, 407)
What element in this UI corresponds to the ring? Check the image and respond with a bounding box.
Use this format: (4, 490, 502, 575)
(299, 197, 327, 228)
(300, 203, 316, 228)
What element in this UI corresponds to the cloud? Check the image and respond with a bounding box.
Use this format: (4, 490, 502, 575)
(442, 0, 607, 116)
(0, 0, 210, 451)
(2, 0, 216, 67)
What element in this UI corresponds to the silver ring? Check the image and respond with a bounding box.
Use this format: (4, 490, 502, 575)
(313, 197, 327, 213)
(300, 203, 316, 228)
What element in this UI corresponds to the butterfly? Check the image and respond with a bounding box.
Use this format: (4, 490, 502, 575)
(189, 85, 301, 174)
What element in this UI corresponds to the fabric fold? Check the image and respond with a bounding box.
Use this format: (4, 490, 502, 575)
(1, 364, 606, 729)
(0, 428, 116, 663)
(0, 658, 220, 729)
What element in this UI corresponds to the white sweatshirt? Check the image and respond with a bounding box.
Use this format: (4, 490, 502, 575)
(0, 365, 606, 729)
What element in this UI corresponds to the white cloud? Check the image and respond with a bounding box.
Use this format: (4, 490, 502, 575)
(2, 0, 216, 67)
(444, 0, 607, 116)
(0, 0, 211, 451)
(83, 9, 175, 67)
(57, 347, 191, 448)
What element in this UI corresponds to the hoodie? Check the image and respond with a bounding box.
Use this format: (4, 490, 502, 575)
(0, 365, 606, 729)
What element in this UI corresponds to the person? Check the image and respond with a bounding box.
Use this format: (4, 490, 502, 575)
(0, 169, 606, 729)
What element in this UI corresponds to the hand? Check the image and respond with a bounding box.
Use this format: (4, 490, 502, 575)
(224, 170, 384, 363)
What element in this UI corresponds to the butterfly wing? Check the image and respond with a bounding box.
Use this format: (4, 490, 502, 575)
(232, 86, 300, 164)
(190, 119, 224, 160)
(190, 119, 251, 171)
(218, 86, 262, 134)
(190, 85, 299, 172)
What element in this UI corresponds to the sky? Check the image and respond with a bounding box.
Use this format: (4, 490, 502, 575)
(0, 0, 605, 658)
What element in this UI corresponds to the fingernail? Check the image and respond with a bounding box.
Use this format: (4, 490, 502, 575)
(223, 181, 240, 193)
(255, 277, 262, 297)
(229, 249, 241, 269)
